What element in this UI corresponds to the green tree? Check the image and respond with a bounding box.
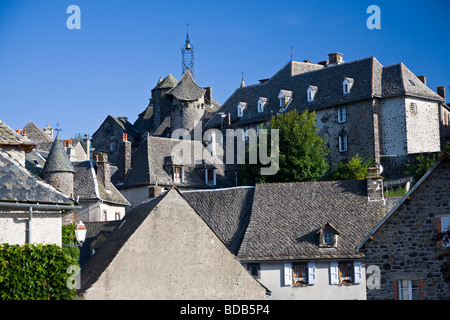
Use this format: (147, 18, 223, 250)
(326, 154, 375, 181)
(405, 152, 441, 181)
(238, 109, 329, 185)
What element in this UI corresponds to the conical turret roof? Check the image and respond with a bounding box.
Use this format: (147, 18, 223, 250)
(153, 74, 178, 90)
(166, 69, 205, 101)
(41, 134, 75, 174)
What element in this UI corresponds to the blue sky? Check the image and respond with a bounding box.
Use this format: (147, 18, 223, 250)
(0, 0, 449, 140)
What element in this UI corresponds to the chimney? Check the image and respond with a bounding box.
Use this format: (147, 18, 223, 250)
(318, 60, 328, 67)
(367, 167, 384, 201)
(437, 86, 446, 101)
(65, 139, 77, 161)
(118, 133, 131, 181)
(417, 75, 426, 86)
(328, 52, 344, 65)
(96, 152, 111, 190)
(84, 134, 91, 161)
(204, 87, 213, 104)
(148, 186, 162, 199)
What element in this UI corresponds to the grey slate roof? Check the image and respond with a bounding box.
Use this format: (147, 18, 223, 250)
(166, 69, 206, 101)
(41, 134, 75, 174)
(181, 187, 255, 255)
(205, 57, 445, 129)
(23, 122, 53, 145)
(0, 119, 35, 152)
(152, 74, 178, 90)
(73, 160, 130, 206)
(116, 136, 234, 189)
(0, 149, 73, 205)
(237, 180, 386, 261)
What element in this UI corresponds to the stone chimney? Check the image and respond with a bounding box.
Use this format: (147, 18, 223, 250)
(204, 87, 213, 105)
(96, 152, 111, 190)
(148, 186, 162, 199)
(84, 134, 91, 161)
(118, 133, 131, 181)
(65, 139, 77, 161)
(328, 52, 344, 66)
(367, 167, 384, 201)
(437, 86, 446, 101)
(417, 75, 426, 85)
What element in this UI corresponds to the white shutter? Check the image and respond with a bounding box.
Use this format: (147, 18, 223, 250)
(283, 263, 292, 286)
(354, 261, 362, 284)
(330, 262, 339, 285)
(308, 262, 316, 285)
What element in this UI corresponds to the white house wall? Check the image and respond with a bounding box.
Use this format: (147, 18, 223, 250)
(248, 261, 367, 300)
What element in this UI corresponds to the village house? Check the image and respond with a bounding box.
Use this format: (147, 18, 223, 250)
(357, 153, 450, 300)
(77, 187, 269, 300)
(180, 170, 394, 300)
(0, 119, 79, 246)
(205, 53, 449, 177)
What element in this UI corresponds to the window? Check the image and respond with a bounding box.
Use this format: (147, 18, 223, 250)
(410, 102, 418, 115)
(292, 262, 308, 285)
(330, 261, 362, 285)
(109, 141, 116, 152)
(237, 102, 246, 118)
(115, 212, 121, 220)
(342, 78, 354, 94)
(284, 262, 316, 286)
(338, 107, 346, 123)
(278, 90, 293, 110)
(398, 280, 420, 300)
(307, 86, 318, 102)
(247, 263, 261, 279)
(257, 98, 267, 113)
(323, 233, 334, 245)
(173, 166, 183, 183)
(441, 216, 450, 248)
(339, 135, 347, 152)
(206, 168, 216, 185)
(103, 210, 108, 221)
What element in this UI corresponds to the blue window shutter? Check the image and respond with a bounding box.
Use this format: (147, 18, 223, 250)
(308, 262, 316, 285)
(354, 261, 362, 284)
(284, 263, 292, 286)
(330, 262, 339, 285)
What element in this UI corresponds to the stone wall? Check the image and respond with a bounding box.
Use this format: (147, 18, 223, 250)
(364, 158, 450, 300)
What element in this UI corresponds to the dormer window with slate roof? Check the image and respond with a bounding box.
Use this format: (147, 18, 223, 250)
(278, 90, 293, 111)
(257, 97, 267, 113)
(237, 102, 246, 118)
(307, 86, 318, 102)
(317, 223, 339, 248)
(342, 78, 354, 94)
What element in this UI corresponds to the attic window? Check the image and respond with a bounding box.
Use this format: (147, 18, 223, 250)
(205, 168, 216, 186)
(257, 97, 267, 113)
(409, 79, 416, 86)
(323, 233, 334, 245)
(342, 78, 354, 94)
(173, 166, 184, 183)
(307, 86, 318, 102)
(237, 102, 246, 118)
(317, 223, 339, 248)
(278, 90, 293, 111)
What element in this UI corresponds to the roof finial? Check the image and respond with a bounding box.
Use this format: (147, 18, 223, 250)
(240, 72, 245, 88)
(290, 46, 294, 61)
(181, 23, 194, 77)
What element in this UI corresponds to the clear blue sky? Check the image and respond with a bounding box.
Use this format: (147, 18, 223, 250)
(1, 0, 449, 140)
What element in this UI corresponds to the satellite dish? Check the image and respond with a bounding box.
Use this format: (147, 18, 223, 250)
(376, 163, 384, 174)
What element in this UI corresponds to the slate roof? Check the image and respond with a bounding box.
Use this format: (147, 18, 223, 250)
(205, 57, 445, 129)
(166, 69, 206, 101)
(181, 187, 255, 255)
(152, 74, 178, 90)
(115, 136, 234, 189)
(73, 160, 130, 206)
(23, 122, 53, 145)
(41, 134, 75, 174)
(237, 180, 386, 261)
(0, 149, 73, 205)
(0, 119, 35, 152)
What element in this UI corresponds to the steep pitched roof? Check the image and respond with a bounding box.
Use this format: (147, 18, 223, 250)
(205, 57, 445, 129)
(23, 122, 53, 145)
(0, 149, 73, 205)
(237, 180, 386, 261)
(181, 186, 255, 255)
(152, 74, 178, 90)
(0, 119, 35, 152)
(73, 160, 130, 206)
(41, 134, 75, 174)
(166, 69, 206, 101)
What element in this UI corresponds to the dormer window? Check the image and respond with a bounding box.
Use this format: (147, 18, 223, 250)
(237, 102, 246, 118)
(173, 166, 184, 183)
(257, 97, 267, 113)
(317, 223, 339, 248)
(307, 86, 318, 102)
(278, 90, 293, 111)
(205, 168, 216, 186)
(342, 78, 354, 94)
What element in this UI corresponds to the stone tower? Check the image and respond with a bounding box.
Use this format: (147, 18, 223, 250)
(151, 74, 178, 134)
(40, 134, 75, 199)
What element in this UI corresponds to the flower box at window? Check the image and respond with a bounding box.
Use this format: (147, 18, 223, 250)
(330, 261, 362, 285)
(292, 262, 308, 285)
(284, 262, 316, 286)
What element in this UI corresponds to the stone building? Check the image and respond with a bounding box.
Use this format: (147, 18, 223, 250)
(205, 53, 448, 176)
(77, 188, 269, 300)
(357, 153, 450, 300)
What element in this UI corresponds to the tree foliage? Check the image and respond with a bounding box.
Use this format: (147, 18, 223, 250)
(326, 154, 375, 181)
(238, 110, 329, 185)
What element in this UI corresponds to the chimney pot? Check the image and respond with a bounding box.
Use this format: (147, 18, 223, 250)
(123, 133, 128, 142)
(417, 75, 426, 85)
(367, 167, 384, 201)
(328, 52, 343, 65)
(437, 86, 446, 100)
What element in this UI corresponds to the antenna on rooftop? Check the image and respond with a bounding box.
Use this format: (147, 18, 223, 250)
(290, 46, 294, 61)
(181, 23, 195, 77)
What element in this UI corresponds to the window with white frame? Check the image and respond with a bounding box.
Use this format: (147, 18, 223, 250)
(398, 279, 420, 300)
(339, 135, 347, 152)
(338, 107, 347, 123)
(257, 97, 267, 113)
(284, 262, 316, 286)
(205, 168, 216, 185)
(330, 261, 362, 285)
(342, 78, 354, 94)
(441, 216, 450, 248)
(173, 166, 184, 183)
(237, 102, 246, 118)
(278, 90, 293, 110)
(307, 86, 318, 102)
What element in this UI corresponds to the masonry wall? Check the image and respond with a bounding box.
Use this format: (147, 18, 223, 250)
(364, 158, 450, 300)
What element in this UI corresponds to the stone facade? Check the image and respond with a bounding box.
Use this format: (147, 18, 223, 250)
(362, 155, 450, 300)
